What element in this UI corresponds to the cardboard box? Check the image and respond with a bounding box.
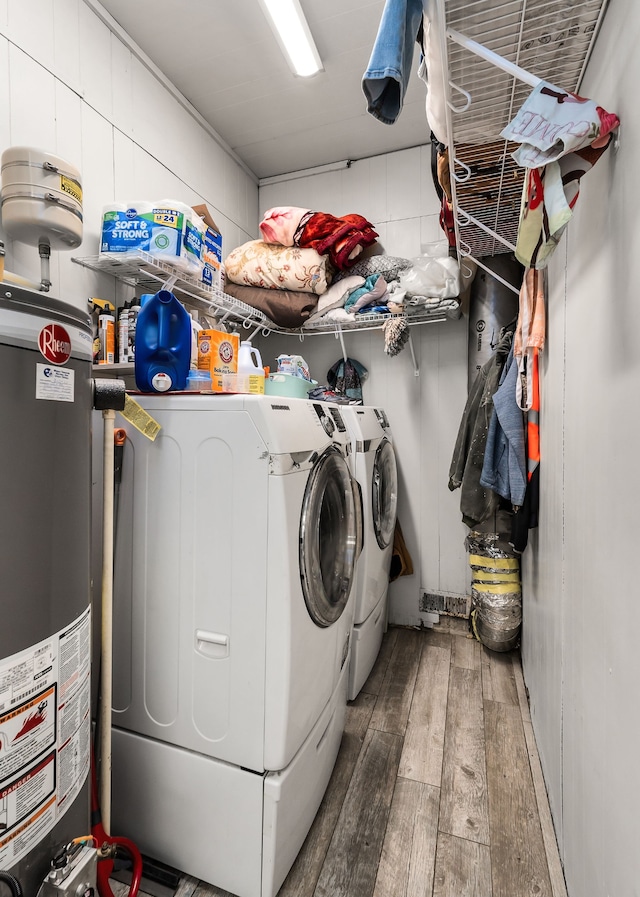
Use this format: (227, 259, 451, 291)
(192, 203, 223, 289)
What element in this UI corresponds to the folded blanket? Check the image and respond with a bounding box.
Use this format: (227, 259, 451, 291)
(224, 240, 330, 294)
(222, 282, 318, 329)
(297, 212, 379, 270)
(344, 274, 389, 312)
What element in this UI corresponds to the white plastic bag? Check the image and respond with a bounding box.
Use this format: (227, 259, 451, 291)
(399, 242, 460, 299)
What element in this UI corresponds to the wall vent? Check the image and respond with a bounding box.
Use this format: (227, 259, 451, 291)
(420, 590, 471, 618)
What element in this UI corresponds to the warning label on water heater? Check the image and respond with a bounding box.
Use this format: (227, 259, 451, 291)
(35, 363, 75, 403)
(0, 607, 91, 870)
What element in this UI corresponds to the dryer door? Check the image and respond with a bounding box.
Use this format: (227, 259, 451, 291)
(300, 447, 357, 627)
(372, 439, 398, 549)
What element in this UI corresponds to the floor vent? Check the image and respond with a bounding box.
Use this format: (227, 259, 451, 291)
(420, 591, 471, 618)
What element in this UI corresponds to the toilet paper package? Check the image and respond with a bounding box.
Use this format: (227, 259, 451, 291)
(100, 200, 204, 279)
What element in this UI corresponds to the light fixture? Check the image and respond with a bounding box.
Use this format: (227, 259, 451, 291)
(260, 0, 324, 78)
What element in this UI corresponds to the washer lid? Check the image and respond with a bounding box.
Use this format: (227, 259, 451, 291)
(300, 447, 357, 627)
(372, 438, 398, 549)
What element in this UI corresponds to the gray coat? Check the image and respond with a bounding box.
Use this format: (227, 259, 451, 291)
(448, 330, 513, 528)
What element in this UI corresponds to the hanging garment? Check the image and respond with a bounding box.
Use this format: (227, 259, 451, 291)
(479, 344, 527, 509)
(513, 136, 615, 268)
(514, 267, 546, 410)
(362, 0, 423, 125)
(327, 357, 368, 403)
(448, 329, 514, 528)
(501, 84, 619, 269)
(500, 81, 620, 169)
(510, 347, 541, 553)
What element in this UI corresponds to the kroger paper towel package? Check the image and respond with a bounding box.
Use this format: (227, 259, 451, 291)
(100, 201, 204, 278)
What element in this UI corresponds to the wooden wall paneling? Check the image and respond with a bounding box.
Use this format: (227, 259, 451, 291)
(484, 700, 552, 897)
(438, 666, 489, 844)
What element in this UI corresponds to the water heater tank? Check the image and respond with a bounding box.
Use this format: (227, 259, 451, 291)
(1, 147, 83, 249)
(0, 284, 92, 895)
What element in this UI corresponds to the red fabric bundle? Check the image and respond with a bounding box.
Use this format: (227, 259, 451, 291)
(297, 212, 378, 270)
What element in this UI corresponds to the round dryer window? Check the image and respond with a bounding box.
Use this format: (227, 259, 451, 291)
(372, 439, 398, 549)
(300, 447, 357, 627)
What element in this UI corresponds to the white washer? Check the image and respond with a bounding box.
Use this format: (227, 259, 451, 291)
(340, 405, 398, 700)
(108, 394, 358, 897)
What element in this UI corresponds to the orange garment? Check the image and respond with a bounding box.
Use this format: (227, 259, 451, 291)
(527, 349, 540, 481)
(514, 268, 546, 410)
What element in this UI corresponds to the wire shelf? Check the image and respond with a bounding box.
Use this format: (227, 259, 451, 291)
(439, 0, 609, 263)
(72, 252, 268, 329)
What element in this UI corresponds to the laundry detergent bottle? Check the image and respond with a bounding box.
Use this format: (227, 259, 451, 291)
(237, 340, 265, 394)
(134, 289, 192, 392)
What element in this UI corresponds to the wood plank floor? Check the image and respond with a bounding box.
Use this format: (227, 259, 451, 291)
(111, 619, 567, 897)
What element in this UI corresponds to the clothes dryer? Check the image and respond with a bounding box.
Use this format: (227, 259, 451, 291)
(340, 405, 398, 700)
(108, 394, 358, 897)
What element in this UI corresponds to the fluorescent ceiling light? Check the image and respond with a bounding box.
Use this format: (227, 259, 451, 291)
(261, 0, 323, 78)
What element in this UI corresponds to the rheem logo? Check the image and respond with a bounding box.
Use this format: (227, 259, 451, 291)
(38, 324, 72, 365)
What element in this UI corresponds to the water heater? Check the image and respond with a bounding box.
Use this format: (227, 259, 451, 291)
(0, 284, 93, 896)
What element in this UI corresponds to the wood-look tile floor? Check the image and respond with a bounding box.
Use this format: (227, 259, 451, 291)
(112, 619, 567, 897)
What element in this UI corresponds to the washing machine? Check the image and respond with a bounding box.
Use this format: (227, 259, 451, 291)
(107, 394, 358, 897)
(340, 405, 398, 700)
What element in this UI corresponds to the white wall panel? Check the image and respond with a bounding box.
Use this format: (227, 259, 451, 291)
(78, 1, 112, 121)
(8, 45, 56, 148)
(53, 0, 81, 94)
(8, 0, 54, 73)
(386, 147, 422, 221)
(519, 2, 640, 895)
(110, 34, 133, 138)
(0, 37, 8, 152)
(0, 2, 7, 32)
(54, 80, 82, 170)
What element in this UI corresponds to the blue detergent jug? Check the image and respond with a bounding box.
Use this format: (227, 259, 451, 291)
(134, 289, 192, 392)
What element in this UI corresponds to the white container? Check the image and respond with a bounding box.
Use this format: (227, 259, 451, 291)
(1, 146, 83, 248)
(232, 340, 265, 394)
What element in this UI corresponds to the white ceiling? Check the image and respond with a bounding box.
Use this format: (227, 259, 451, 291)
(99, 0, 432, 180)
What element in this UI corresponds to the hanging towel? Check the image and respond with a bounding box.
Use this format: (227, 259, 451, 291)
(500, 81, 620, 168)
(513, 135, 617, 269)
(514, 268, 546, 410)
